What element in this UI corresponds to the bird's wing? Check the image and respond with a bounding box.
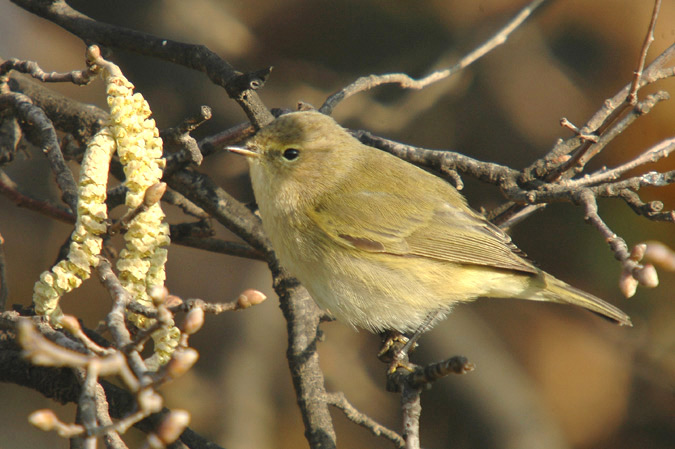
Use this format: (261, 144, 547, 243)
(308, 189, 537, 274)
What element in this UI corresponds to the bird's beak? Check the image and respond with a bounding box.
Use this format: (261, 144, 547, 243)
(227, 146, 260, 158)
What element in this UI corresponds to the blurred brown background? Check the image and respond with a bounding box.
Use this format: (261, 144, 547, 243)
(0, 0, 673, 448)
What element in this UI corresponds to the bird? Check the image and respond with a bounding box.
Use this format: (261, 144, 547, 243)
(229, 110, 631, 335)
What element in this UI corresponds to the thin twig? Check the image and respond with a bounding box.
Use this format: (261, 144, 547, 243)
(0, 169, 76, 223)
(400, 383, 422, 449)
(354, 131, 520, 189)
(170, 235, 267, 261)
(628, 0, 662, 104)
(76, 364, 100, 449)
(591, 170, 675, 200)
(93, 383, 127, 449)
(0, 56, 98, 85)
(127, 291, 267, 319)
(0, 91, 78, 211)
(160, 106, 212, 166)
(520, 43, 675, 184)
(6, 74, 108, 145)
(408, 356, 475, 387)
(383, 350, 473, 449)
(161, 190, 209, 218)
(501, 168, 675, 208)
(494, 65, 674, 226)
(85, 382, 126, 449)
(494, 204, 548, 230)
(565, 137, 675, 188)
(95, 258, 148, 389)
(108, 183, 166, 236)
(575, 189, 659, 293)
(619, 190, 675, 221)
(574, 91, 670, 170)
(60, 316, 114, 357)
(325, 392, 405, 449)
(163, 121, 256, 175)
(164, 169, 271, 256)
(198, 121, 256, 156)
(0, 230, 8, 310)
(319, 0, 548, 114)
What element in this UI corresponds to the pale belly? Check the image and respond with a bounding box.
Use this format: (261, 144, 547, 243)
(270, 227, 527, 333)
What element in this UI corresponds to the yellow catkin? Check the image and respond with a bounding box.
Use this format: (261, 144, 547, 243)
(33, 53, 178, 367)
(32, 128, 116, 322)
(104, 75, 177, 367)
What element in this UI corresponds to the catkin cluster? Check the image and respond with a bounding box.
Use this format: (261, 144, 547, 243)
(32, 54, 178, 367)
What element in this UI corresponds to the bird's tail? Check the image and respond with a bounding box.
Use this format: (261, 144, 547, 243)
(531, 273, 632, 326)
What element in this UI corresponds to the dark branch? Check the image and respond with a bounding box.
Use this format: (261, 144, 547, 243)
(0, 91, 78, 211)
(9, 0, 274, 128)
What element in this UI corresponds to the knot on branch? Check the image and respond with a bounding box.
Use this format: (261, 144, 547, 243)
(386, 356, 474, 393)
(160, 106, 213, 167)
(228, 67, 273, 94)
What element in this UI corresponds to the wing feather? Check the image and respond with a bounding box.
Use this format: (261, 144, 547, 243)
(308, 188, 537, 275)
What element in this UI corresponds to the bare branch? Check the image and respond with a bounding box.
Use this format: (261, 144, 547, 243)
(274, 273, 337, 449)
(0, 169, 75, 224)
(7, 74, 108, 145)
(164, 121, 256, 175)
(0, 231, 8, 310)
(575, 189, 659, 296)
(319, 0, 548, 114)
(573, 91, 670, 172)
(619, 190, 675, 222)
(126, 291, 267, 319)
(0, 56, 97, 86)
(74, 365, 101, 449)
(325, 391, 405, 448)
(95, 258, 149, 388)
(0, 91, 78, 211)
(160, 106, 212, 166)
(161, 190, 209, 219)
(521, 43, 675, 184)
(565, 137, 675, 188)
(164, 169, 271, 256)
(629, 0, 662, 104)
(406, 356, 475, 387)
(400, 383, 422, 449)
(9, 0, 274, 128)
(108, 183, 167, 236)
(354, 130, 520, 189)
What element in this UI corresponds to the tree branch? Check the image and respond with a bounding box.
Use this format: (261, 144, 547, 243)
(273, 270, 337, 449)
(325, 391, 405, 448)
(9, 0, 274, 128)
(319, 0, 549, 115)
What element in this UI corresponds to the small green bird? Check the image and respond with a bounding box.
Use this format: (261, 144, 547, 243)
(230, 111, 631, 334)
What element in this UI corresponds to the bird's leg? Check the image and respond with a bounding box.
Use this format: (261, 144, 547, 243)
(378, 311, 441, 373)
(404, 309, 440, 351)
(377, 331, 417, 373)
(377, 331, 412, 362)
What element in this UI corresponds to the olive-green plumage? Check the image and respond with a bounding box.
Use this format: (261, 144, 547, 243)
(231, 111, 631, 333)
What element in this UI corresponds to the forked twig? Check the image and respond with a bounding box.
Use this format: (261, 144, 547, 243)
(325, 392, 405, 449)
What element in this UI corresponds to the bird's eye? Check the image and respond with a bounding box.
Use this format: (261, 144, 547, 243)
(282, 148, 300, 161)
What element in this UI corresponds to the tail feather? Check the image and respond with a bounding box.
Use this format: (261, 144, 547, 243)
(537, 274, 632, 326)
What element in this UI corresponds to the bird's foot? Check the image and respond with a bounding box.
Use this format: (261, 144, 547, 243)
(377, 331, 418, 373)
